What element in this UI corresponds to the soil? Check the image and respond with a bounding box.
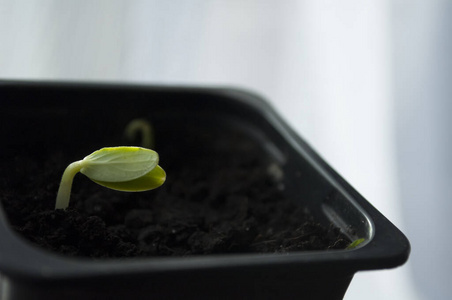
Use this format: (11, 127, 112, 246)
(0, 120, 350, 259)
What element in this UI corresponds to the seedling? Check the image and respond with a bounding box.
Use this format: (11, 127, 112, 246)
(346, 238, 365, 250)
(55, 146, 165, 210)
(124, 119, 154, 149)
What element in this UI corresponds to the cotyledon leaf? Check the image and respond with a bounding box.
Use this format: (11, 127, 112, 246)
(80, 146, 158, 182)
(91, 165, 166, 192)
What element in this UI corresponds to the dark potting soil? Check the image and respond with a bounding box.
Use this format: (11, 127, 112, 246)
(0, 121, 350, 259)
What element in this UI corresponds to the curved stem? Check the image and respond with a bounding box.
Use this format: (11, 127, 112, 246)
(124, 119, 154, 149)
(55, 160, 84, 210)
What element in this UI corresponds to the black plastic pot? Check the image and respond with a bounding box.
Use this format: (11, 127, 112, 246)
(0, 81, 409, 300)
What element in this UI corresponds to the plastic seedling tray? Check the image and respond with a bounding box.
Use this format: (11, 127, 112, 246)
(0, 81, 410, 300)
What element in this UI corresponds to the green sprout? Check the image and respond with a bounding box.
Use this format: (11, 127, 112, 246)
(124, 119, 154, 149)
(55, 146, 166, 210)
(346, 238, 365, 250)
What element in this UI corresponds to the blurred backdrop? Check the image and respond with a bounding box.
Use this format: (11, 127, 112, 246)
(1, 1, 451, 299)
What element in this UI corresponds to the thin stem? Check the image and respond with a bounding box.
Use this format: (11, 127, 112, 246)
(124, 119, 154, 149)
(55, 160, 84, 210)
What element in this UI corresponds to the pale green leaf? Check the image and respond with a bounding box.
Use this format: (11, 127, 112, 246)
(91, 165, 166, 192)
(80, 146, 158, 182)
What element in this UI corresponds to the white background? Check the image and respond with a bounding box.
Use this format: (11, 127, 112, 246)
(1, 1, 451, 299)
